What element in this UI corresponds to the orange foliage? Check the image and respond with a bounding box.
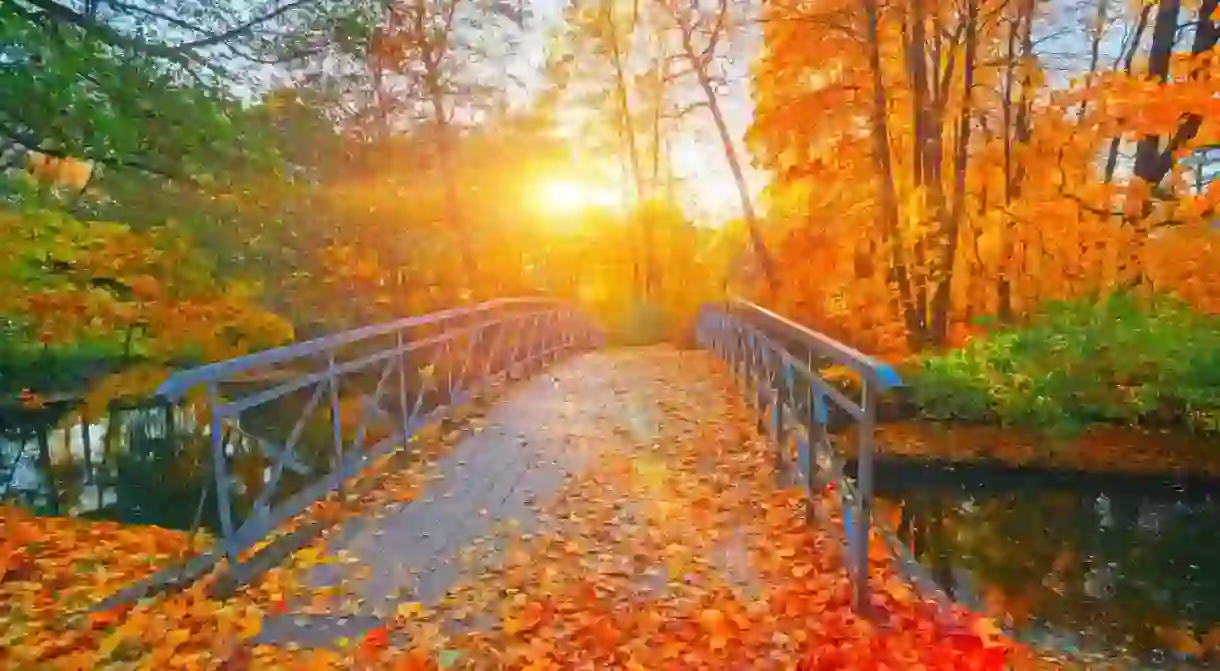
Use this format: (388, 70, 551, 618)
(25, 151, 95, 191)
(750, 0, 1220, 350)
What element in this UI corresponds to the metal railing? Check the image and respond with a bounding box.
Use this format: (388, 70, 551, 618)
(155, 298, 601, 561)
(695, 297, 903, 612)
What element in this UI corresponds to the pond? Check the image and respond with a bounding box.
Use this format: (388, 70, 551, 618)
(874, 458, 1220, 666)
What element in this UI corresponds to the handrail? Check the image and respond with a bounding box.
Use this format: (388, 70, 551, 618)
(696, 300, 903, 615)
(156, 297, 562, 401)
(725, 297, 902, 390)
(153, 298, 600, 563)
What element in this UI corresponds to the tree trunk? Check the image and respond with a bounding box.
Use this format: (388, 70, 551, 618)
(429, 91, 477, 300)
(603, 3, 651, 297)
(1131, 0, 1181, 187)
(1077, 0, 1109, 121)
(37, 426, 59, 515)
(998, 0, 1035, 320)
(1144, 0, 1219, 185)
(907, 0, 932, 331)
(930, 0, 978, 345)
(691, 63, 779, 296)
(908, 0, 927, 189)
(1103, 5, 1150, 183)
(864, 0, 925, 350)
(651, 60, 665, 192)
(80, 415, 93, 485)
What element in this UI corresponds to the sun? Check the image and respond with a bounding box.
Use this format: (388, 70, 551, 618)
(537, 178, 623, 214)
(540, 180, 589, 213)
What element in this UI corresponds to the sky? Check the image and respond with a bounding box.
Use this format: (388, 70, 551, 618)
(521, 0, 766, 224)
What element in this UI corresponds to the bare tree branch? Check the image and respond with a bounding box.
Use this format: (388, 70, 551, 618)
(176, 0, 319, 50)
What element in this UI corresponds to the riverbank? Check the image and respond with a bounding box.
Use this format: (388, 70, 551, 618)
(847, 421, 1220, 479)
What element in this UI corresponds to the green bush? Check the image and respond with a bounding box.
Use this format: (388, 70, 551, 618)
(0, 332, 128, 396)
(908, 294, 1220, 434)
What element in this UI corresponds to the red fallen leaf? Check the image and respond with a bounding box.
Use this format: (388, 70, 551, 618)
(268, 598, 288, 615)
(217, 645, 253, 671)
(356, 626, 391, 665)
(360, 626, 389, 651)
(86, 608, 124, 629)
(588, 617, 622, 648)
(389, 650, 435, 671)
(503, 600, 546, 635)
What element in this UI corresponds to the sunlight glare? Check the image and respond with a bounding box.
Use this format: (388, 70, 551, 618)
(540, 180, 588, 213)
(538, 179, 622, 214)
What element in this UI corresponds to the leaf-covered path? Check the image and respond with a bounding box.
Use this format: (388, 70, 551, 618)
(245, 346, 1024, 669)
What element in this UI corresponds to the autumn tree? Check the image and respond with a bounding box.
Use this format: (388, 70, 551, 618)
(751, 0, 1220, 354)
(650, 0, 779, 294)
(550, 0, 659, 294)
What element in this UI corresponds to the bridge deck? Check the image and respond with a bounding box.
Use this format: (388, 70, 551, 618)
(245, 347, 990, 668)
(257, 347, 772, 645)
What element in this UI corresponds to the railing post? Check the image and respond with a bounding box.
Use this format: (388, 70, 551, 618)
(396, 330, 411, 443)
(772, 363, 788, 471)
(852, 378, 876, 614)
(327, 352, 344, 495)
(806, 389, 829, 524)
(207, 382, 236, 559)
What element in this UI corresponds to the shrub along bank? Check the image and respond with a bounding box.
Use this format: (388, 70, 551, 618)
(906, 294, 1220, 436)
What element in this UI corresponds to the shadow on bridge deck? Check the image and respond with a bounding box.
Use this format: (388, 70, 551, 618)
(257, 346, 765, 650)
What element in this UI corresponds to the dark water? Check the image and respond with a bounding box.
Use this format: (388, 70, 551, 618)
(0, 392, 362, 533)
(0, 403, 206, 527)
(878, 472, 1220, 665)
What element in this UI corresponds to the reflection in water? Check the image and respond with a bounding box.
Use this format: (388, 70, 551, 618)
(0, 387, 355, 533)
(2, 403, 217, 529)
(885, 480, 1220, 664)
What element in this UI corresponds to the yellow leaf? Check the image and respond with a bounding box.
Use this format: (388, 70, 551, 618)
(295, 547, 322, 568)
(972, 616, 1003, 642)
(237, 609, 263, 641)
(883, 579, 915, 605)
(396, 601, 425, 621)
(166, 628, 191, 650)
(503, 617, 522, 636)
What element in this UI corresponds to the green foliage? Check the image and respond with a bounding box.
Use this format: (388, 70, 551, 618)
(0, 8, 277, 182)
(0, 335, 127, 397)
(908, 294, 1220, 435)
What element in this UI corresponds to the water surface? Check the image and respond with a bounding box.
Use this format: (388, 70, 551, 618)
(878, 460, 1220, 666)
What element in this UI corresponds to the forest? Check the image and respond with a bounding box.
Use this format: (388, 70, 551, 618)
(2, 1, 1220, 668)
(3, 0, 1218, 436)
